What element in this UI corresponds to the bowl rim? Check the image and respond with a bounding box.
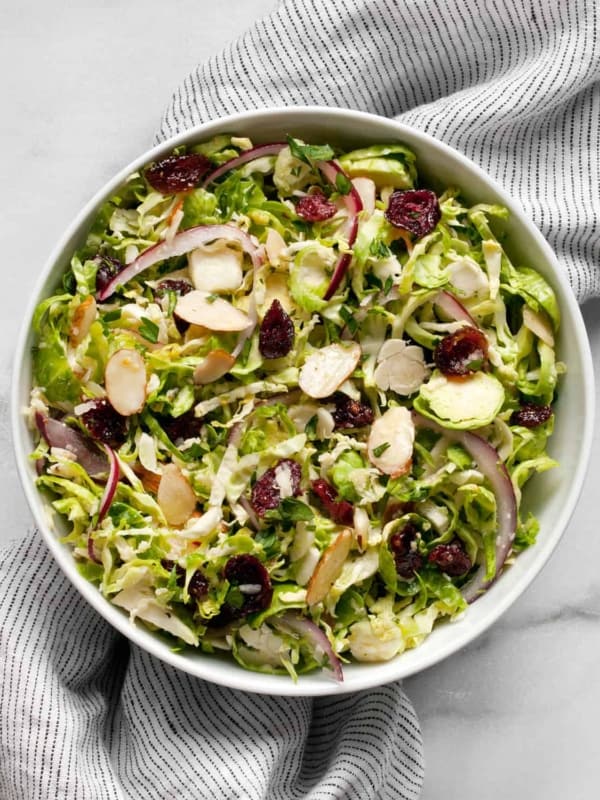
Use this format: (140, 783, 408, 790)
(11, 105, 595, 696)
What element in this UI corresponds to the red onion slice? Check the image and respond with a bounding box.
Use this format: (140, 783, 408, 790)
(434, 290, 477, 327)
(323, 218, 359, 301)
(202, 142, 286, 187)
(280, 612, 343, 681)
(87, 534, 101, 565)
(412, 412, 517, 603)
(97, 224, 264, 300)
(97, 445, 119, 524)
(87, 446, 119, 564)
(318, 160, 363, 300)
(35, 413, 108, 478)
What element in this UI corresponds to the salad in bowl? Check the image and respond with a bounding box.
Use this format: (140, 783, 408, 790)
(29, 132, 562, 681)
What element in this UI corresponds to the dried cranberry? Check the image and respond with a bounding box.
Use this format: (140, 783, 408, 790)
(161, 559, 209, 601)
(510, 403, 553, 428)
(296, 192, 337, 222)
(250, 459, 302, 516)
(159, 410, 203, 442)
(395, 551, 424, 579)
(389, 522, 419, 556)
(81, 399, 128, 448)
(155, 279, 193, 297)
(311, 479, 354, 526)
(332, 393, 374, 429)
(389, 522, 422, 578)
(95, 255, 124, 295)
(385, 189, 441, 239)
(161, 559, 185, 584)
(145, 153, 211, 195)
(428, 541, 472, 577)
(220, 554, 273, 618)
(259, 299, 295, 359)
(188, 570, 209, 600)
(434, 326, 488, 376)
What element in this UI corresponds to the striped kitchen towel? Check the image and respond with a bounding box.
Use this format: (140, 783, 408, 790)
(3, 1, 599, 799)
(158, 0, 600, 303)
(0, 533, 423, 800)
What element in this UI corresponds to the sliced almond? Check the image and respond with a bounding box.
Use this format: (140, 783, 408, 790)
(188, 242, 243, 293)
(367, 406, 415, 476)
(157, 463, 197, 526)
(374, 339, 428, 395)
(193, 349, 236, 384)
(105, 348, 147, 416)
(522, 306, 555, 348)
(265, 228, 287, 265)
(134, 465, 161, 494)
(263, 272, 293, 313)
(306, 529, 353, 606)
(352, 177, 376, 217)
(69, 295, 97, 347)
(175, 290, 250, 332)
(299, 342, 361, 399)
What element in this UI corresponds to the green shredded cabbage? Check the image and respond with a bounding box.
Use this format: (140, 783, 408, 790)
(29, 133, 562, 679)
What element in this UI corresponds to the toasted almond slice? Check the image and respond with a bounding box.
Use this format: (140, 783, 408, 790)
(134, 465, 162, 494)
(367, 406, 415, 476)
(522, 306, 555, 348)
(175, 290, 250, 331)
(193, 349, 236, 384)
(265, 228, 287, 265)
(377, 339, 408, 361)
(306, 529, 353, 606)
(374, 339, 428, 396)
(299, 342, 361, 399)
(263, 272, 293, 313)
(69, 295, 97, 347)
(105, 348, 147, 416)
(157, 463, 197, 526)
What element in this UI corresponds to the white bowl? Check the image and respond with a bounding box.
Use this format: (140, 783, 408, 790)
(12, 106, 595, 696)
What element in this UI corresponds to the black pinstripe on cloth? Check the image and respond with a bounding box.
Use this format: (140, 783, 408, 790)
(3, 0, 600, 797)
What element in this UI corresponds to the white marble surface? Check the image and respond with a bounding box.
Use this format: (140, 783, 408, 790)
(2, 2, 599, 797)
